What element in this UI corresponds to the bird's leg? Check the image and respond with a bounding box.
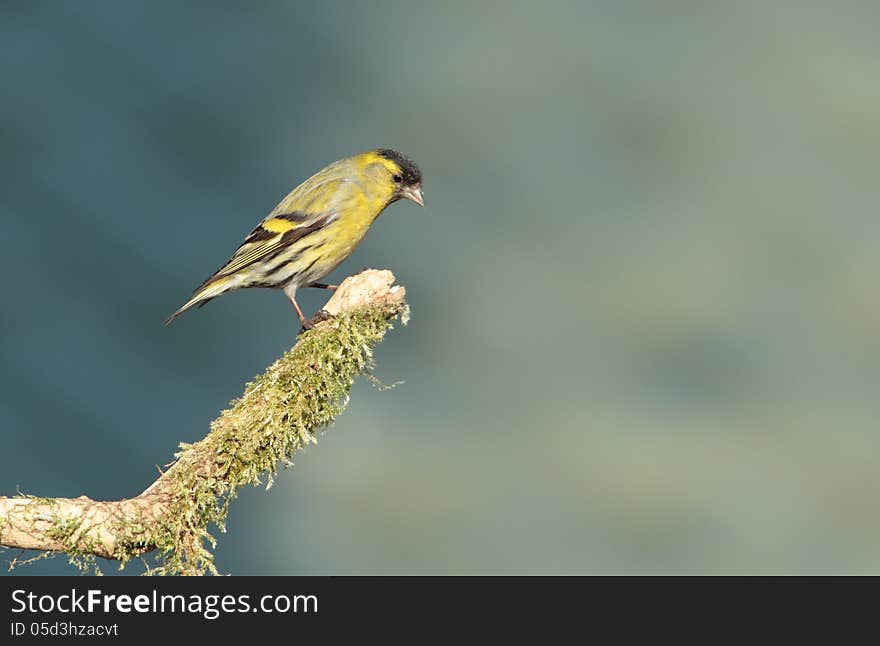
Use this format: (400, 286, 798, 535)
(284, 284, 309, 328)
(306, 282, 338, 291)
(286, 283, 334, 331)
(289, 296, 309, 328)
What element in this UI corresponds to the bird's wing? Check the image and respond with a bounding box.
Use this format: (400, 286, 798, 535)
(207, 211, 333, 281)
(166, 213, 328, 325)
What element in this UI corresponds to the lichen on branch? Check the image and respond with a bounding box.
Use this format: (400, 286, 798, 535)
(0, 269, 408, 575)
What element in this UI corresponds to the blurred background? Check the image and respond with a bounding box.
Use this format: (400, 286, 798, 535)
(2, 1, 879, 575)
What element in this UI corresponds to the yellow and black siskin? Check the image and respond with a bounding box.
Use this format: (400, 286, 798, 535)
(166, 149, 423, 327)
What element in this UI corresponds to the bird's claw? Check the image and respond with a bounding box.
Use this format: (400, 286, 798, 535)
(300, 309, 334, 332)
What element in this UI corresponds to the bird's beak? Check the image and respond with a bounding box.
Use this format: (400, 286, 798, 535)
(400, 184, 425, 207)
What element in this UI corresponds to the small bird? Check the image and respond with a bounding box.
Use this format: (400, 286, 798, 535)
(166, 149, 423, 327)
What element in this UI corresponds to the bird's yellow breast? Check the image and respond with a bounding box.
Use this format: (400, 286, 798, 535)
(259, 155, 398, 284)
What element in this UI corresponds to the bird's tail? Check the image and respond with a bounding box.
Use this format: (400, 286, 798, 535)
(164, 275, 235, 325)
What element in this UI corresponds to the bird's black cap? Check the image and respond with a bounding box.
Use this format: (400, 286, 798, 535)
(378, 149, 422, 186)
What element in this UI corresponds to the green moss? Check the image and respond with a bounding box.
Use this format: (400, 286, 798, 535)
(46, 512, 102, 575)
(132, 303, 402, 575)
(4, 498, 100, 574)
(24, 494, 59, 505)
(7, 301, 403, 575)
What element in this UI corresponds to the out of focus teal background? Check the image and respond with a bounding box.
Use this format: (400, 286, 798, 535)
(2, 1, 879, 574)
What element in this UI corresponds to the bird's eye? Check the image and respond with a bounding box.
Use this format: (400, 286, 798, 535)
(392, 174, 403, 183)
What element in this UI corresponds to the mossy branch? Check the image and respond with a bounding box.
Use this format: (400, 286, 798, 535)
(0, 269, 408, 575)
